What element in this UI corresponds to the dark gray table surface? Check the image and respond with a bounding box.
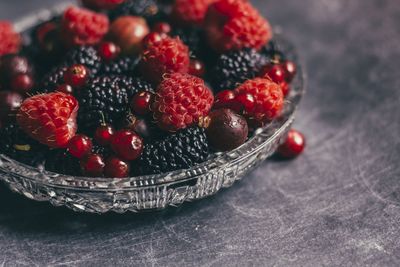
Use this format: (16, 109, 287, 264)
(1, 0, 400, 266)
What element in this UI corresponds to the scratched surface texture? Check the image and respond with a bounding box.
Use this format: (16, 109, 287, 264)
(1, 0, 400, 266)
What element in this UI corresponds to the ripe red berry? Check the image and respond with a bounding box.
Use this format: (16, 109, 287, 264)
(235, 93, 255, 113)
(152, 73, 214, 131)
(205, 108, 248, 151)
(94, 124, 115, 146)
(280, 82, 290, 97)
(0, 21, 21, 56)
(10, 74, 34, 93)
(204, 0, 271, 52)
(234, 78, 284, 125)
(98, 42, 121, 61)
(260, 64, 286, 84)
(61, 6, 109, 46)
(110, 130, 143, 161)
(0, 55, 32, 83)
(17, 92, 78, 148)
(172, 0, 215, 25)
(67, 134, 93, 159)
(56, 84, 74, 94)
(281, 60, 297, 83)
(142, 32, 167, 48)
(152, 22, 171, 34)
(213, 90, 241, 112)
(276, 129, 306, 158)
(189, 59, 205, 77)
(64, 64, 89, 88)
(140, 36, 190, 83)
(104, 156, 130, 178)
(80, 154, 105, 177)
(130, 91, 153, 116)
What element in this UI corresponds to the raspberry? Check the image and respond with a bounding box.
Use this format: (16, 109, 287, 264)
(140, 36, 190, 83)
(234, 78, 284, 124)
(61, 6, 109, 46)
(82, 0, 124, 10)
(204, 0, 272, 52)
(137, 127, 209, 175)
(152, 73, 214, 132)
(212, 48, 268, 91)
(0, 21, 21, 56)
(16, 92, 79, 148)
(171, 0, 216, 25)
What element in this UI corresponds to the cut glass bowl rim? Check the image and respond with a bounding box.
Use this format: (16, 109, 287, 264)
(0, 2, 306, 191)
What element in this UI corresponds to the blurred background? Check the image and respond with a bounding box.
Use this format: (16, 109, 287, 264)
(0, 0, 399, 266)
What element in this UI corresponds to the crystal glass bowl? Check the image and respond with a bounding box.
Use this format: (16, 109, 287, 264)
(0, 4, 306, 213)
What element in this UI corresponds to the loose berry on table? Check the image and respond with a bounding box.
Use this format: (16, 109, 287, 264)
(276, 129, 306, 159)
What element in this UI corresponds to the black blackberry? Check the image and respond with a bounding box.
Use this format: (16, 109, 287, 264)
(211, 48, 268, 92)
(0, 123, 48, 167)
(100, 56, 140, 76)
(77, 76, 144, 133)
(109, 0, 162, 24)
(261, 40, 287, 63)
(171, 27, 206, 58)
(137, 127, 210, 175)
(129, 77, 155, 96)
(45, 149, 81, 176)
(64, 46, 102, 75)
(36, 64, 67, 93)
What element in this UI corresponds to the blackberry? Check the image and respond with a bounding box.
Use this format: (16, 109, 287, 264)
(64, 46, 102, 75)
(211, 48, 268, 92)
(45, 149, 81, 176)
(171, 27, 206, 58)
(109, 0, 162, 24)
(0, 123, 48, 167)
(261, 40, 287, 63)
(129, 77, 155, 96)
(100, 56, 140, 76)
(77, 76, 144, 133)
(137, 127, 209, 175)
(37, 64, 67, 93)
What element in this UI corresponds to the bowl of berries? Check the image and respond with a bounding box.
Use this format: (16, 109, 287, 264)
(0, 0, 305, 213)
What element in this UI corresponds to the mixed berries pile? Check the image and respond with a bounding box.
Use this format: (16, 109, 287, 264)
(0, 0, 305, 178)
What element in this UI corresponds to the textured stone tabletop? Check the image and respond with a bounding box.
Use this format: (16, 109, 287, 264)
(0, 0, 400, 266)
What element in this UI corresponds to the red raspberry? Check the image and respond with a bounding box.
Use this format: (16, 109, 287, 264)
(17, 92, 79, 148)
(234, 78, 283, 124)
(81, 0, 124, 10)
(172, 0, 216, 25)
(152, 73, 214, 132)
(61, 6, 109, 46)
(0, 21, 21, 56)
(205, 0, 272, 52)
(140, 36, 190, 84)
